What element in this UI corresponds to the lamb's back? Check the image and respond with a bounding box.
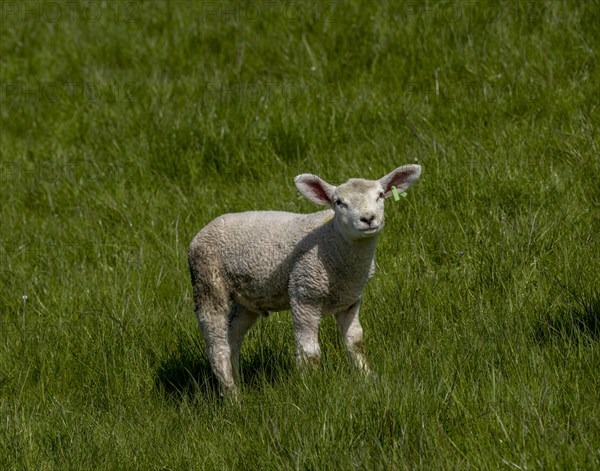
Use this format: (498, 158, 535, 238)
(191, 210, 332, 311)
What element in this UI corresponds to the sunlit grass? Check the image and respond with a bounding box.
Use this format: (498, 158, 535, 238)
(1, 0, 598, 469)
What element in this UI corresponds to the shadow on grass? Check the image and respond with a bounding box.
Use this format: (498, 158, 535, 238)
(154, 339, 219, 401)
(534, 294, 600, 343)
(154, 336, 294, 401)
(239, 346, 294, 389)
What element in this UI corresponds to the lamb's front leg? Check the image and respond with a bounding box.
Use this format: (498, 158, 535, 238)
(335, 300, 371, 374)
(290, 301, 322, 367)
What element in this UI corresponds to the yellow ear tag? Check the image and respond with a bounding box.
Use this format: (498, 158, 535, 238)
(324, 215, 334, 222)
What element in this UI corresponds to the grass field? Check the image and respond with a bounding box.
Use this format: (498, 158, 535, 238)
(1, 0, 599, 469)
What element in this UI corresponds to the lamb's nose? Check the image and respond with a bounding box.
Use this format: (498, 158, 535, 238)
(360, 214, 375, 225)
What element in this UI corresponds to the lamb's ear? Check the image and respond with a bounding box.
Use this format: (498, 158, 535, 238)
(294, 174, 336, 205)
(379, 164, 422, 198)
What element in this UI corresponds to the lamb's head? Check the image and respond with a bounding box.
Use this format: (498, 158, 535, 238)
(294, 164, 422, 241)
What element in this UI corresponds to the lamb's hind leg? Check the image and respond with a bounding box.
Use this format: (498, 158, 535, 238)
(194, 294, 237, 399)
(228, 302, 260, 384)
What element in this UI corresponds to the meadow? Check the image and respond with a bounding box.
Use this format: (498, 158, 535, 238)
(1, 0, 599, 469)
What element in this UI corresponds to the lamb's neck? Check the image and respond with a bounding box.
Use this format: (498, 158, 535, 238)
(348, 236, 378, 264)
(325, 229, 378, 270)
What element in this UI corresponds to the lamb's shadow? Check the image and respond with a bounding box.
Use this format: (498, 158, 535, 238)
(154, 336, 294, 401)
(154, 338, 218, 401)
(534, 294, 599, 343)
(239, 343, 294, 389)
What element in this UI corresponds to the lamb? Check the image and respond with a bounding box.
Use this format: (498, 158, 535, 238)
(188, 164, 422, 399)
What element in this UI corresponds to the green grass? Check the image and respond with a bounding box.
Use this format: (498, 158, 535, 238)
(1, 0, 599, 468)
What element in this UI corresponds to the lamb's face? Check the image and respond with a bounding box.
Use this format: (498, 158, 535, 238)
(332, 179, 385, 240)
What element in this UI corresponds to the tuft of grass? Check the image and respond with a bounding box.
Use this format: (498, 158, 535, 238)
(1, 0, 599, 469)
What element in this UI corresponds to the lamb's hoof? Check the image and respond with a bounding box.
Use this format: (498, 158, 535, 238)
(296, 355, 321, 371)
(367, 371, 379, 383)
(221, 386, 241, 406)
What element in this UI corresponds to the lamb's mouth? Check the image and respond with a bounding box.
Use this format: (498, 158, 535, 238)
(359, 226, 380, 234)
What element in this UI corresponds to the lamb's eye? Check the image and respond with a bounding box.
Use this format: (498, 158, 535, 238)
(335, 199, 346, 208)
(378, 192, 385, 200)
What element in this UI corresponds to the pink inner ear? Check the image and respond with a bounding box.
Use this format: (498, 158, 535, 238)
(387, 170, 411, 192)
(308, 181, 330, 203)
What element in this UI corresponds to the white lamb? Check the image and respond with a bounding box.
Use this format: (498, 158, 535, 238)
(188, 164, 422, 398)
